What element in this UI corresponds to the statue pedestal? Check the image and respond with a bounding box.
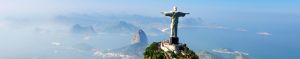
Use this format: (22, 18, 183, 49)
(170, 37, 179, 44)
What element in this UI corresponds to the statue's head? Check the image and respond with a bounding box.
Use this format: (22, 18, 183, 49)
(172, 6, 177, 11)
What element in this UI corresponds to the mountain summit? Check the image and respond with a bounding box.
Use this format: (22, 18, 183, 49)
(132, 29, 148, 45)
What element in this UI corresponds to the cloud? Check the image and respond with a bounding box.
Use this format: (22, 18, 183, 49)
(212, 48, 249, 55)
(212, 48, 234, 54)
(0, 21, 8, 28)
(236, 28, 248, 32)
(159, 27, 169, 33)
(93, 49, 135, 59)
(256, 32, 272, 36)
(51, 42, 62, 46)
(205, 24, 228, 29)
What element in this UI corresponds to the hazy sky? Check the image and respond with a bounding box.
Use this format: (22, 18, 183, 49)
(1, 0, 299, 16)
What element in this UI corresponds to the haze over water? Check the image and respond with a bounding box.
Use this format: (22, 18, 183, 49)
(0, 0, 299, 59)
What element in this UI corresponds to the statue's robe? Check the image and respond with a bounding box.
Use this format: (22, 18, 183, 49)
(163, 12, 189, 37)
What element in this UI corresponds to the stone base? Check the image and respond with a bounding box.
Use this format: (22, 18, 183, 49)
(170, 37, 179, 44)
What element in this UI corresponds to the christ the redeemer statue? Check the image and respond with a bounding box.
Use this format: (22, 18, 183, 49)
(161, 6, 189, 44)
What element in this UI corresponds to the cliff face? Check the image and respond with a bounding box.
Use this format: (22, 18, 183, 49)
(144, 42, 198, 59)
(132, 29, 148, 45)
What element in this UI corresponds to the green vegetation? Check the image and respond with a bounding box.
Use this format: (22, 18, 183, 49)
(144, 42, 198, 59)
(144, 42, 164, 59)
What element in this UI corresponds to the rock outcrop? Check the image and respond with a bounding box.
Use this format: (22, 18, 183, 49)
(144, 42, 198, 59)
(132, 29, 148, 45)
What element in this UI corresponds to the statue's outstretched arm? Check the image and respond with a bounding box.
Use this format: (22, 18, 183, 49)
(161, 12, 173, 17)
